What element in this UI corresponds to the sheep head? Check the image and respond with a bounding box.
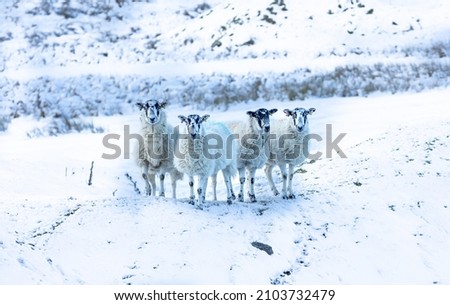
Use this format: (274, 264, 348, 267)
(178, 114, 210, 139)
(136, 100, 167, 125)
(283, 107, 315, 133)
(246, 108, 278, 133)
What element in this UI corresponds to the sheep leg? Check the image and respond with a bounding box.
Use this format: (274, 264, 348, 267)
(222, 168, 234, 204)
(141, 159, 156, 197)
(147, 173, 156, 197)
(279, 163, 288, 199)
(188, 175, 195, 205)
(142, 173, 152, 196)
(287, 164, 296, 199)
(159, 173, 165, 197)
(141, 162, 152, 195)
(247, 167, 257, 203)
(237, 167, 245, 202)
(264, 162, 279, 196)
(197, 176, 208, 207)
(169, 171, 178, 199)
(211, 173, 218, 201)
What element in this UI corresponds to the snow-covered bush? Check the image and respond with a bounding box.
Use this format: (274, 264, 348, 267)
(28, 0, 130, 17)
(0, 114, 11, 132)
(27, 113, 104, 137)
(1, 59, 450, 135)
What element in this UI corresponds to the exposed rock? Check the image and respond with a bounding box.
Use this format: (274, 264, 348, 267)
(251, 241, 273, 255)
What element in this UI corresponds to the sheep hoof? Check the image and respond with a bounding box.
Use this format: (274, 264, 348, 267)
(231, 193, 236, 200)
(188, 199, 195, 205)
(227, 198, 233, 205)
(282, 195, 288, 200)
(288, 194, 296, 199)
(159, 192, 165, 197)
(145, 188, 152, 196)
(197, 196, 205, 207)
(249, 194, 257, 203)
(238, 194, 244, 202)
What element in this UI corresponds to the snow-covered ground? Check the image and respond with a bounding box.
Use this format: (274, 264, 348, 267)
(1, 88, 450, 284)
(1, 0, 450, 284)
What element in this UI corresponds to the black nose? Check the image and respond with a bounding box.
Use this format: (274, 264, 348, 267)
(264, 126, 270, 132)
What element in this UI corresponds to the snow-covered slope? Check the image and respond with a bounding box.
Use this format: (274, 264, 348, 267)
(2, 0, 449, 69)
(1, 88, 450, 284)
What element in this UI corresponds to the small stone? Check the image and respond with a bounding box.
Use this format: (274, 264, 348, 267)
(251, 241, 273, 255)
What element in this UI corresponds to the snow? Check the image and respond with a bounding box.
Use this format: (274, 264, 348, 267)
(3, 0, 450, 76)
(1, 0, 450, 285)
(1, 89, 450, 284)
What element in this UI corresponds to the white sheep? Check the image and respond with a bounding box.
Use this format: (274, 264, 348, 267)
(136, 100, 183, 198)
(175, 114, 237, 207)
(265, 107, 315, 199)
(227, 108, 278, 202)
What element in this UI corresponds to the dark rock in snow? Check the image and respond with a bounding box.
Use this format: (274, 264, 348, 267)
(251, 241, 273, 255)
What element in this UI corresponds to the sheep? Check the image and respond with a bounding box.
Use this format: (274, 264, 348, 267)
(135, 100, 183, 198)
(227, 108, 278, 202)
(265, 107, 316, 199)
(175, 114, 237, 207)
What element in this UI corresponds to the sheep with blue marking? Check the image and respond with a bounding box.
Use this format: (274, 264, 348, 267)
(175, 114, 237, 207)
(136, 100, 183, 198)
(265, 107, 315, 199)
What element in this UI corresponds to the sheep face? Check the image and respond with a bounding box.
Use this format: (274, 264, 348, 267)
(246, 108, 278, 133)
(178, 114, 210, 139)
(283, 107, 316, 133)
(136, 100, 167, 125)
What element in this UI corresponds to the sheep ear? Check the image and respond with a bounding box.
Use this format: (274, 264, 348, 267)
(178, 115, 187, 123)
(159, 101, 167, 109)
(269, 108, 278, 115)
(283, 109, 293, 117)
(308, 108, 316, 115)
(201, 114, 210, 123)
(246, 111, 255, 117)
(136, 102, 145, 110)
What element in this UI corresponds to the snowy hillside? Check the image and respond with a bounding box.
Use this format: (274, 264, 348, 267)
(1, 0, 450, 285)
(2, 0, 449, 67)
(1, 0, 450, 134)
(1, 89, 450, 284)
